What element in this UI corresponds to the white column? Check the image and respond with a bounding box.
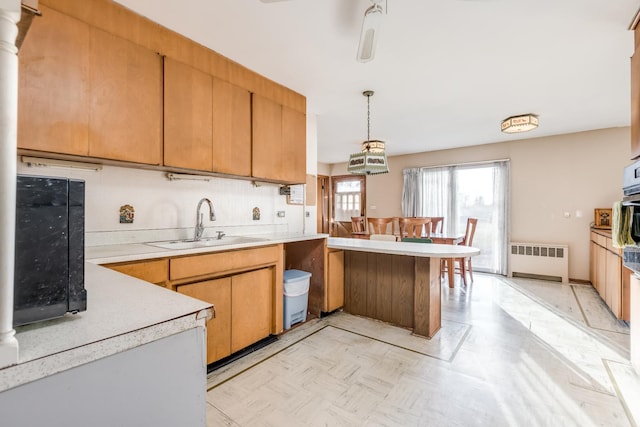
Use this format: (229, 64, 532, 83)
(0, 0, 21, 369)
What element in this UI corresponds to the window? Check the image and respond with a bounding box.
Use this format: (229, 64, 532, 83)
(402, 161, 509, 274)
(333, 177, 364, 222)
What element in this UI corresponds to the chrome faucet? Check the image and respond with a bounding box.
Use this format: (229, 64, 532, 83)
(194, 198, 216, 241)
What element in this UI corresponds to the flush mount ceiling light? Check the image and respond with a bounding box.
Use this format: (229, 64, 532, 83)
(501, 114, 539, 134)
(357, 0, 384, 63)
(348, 90, 390, 175)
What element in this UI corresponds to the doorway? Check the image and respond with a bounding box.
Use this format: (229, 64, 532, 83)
(330, 175, 366, 237)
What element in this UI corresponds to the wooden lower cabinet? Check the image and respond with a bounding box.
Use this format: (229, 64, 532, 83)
(177, 277, 232, 364)
(589, 229, 630, 320)
(104, 258, 168, 287)
(177, 268, 272, 364)
(326, 249, 344, 312)
(231, 268, 272, 353)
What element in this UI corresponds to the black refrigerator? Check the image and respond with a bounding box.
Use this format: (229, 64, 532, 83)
(13, 174, 87, 327)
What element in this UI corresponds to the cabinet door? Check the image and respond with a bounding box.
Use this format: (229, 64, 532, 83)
(89, 28, 163, 164)
(622, 267, 631, 322)
(212, 79, 251, 176)
(605, 250, 622, 318)
(326, 250, 344, 312)
(252, 94, 283, 181)
(164, 58, 213, 171)
(596, 245, 606, 297)
(589, 241, 597, 290)
(231, 268, 272, 353)
(18, 6, 90, 155)
(632, 51, 640, 159)
(177, 278, 232, 364)
(281, 106, 306, 183)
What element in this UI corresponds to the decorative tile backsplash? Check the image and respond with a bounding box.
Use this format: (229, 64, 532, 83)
(17, 160, 311, 246)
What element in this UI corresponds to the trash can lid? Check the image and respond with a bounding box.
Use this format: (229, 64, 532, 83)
(284, 269, 312, 282)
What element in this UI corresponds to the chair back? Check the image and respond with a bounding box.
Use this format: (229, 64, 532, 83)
(398, 217, 432, 238)
(461, 218, 478, 246)
(428, 217, 444, 234)
(369, 234, 398, 242)
(367, 217, 394, 235)
(351, 216, 367, 233)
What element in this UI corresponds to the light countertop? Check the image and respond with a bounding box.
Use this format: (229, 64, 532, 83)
(86, 232, 328, 264)
(327, 237, 480, 258)
(1, 262, 212, 393)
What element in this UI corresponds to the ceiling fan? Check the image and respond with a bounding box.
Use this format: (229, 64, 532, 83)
(259, 0, 386, 63)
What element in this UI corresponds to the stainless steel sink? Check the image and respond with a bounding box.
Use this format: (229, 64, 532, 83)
(146, 236, 269, 250)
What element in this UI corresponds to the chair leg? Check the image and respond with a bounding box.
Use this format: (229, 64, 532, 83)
(467, 258, 473, 284)
(460, 258, 468, 286)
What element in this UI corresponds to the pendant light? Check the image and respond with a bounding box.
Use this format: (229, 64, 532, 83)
(348, 90, 390, 175)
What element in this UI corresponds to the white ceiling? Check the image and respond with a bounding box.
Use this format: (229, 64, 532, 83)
(115, 0, 639, 164)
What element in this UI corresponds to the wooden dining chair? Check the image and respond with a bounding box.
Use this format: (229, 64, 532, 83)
(367, 217, 394, 235)
(398, 217, 432, 238)
(350, 216, 368, 239)
(442, 217, 478, 286)
(428, 217, 444, 234)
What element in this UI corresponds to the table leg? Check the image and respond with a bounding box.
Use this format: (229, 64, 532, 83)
(446, 258, 455, 288)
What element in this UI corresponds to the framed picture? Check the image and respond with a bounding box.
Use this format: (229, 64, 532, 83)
(594, 208, 612, 229)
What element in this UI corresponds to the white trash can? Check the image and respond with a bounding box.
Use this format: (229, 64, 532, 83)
(283, 269, 311, 330)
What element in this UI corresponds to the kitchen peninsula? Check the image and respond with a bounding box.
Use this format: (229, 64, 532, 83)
(327, 237, 479, 338)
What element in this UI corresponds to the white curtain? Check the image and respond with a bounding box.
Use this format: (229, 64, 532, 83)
(401, 160, 510, 275)
(401, 168, 422, 217)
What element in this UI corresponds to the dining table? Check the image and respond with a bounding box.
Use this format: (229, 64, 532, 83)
(430, 233, 465, 288)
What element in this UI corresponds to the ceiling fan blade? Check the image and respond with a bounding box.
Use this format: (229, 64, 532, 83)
(357, 3, 383, 63)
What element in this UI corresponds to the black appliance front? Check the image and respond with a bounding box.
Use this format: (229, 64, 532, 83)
(13, 175, 86, 327)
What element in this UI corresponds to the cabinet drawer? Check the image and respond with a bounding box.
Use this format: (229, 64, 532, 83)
(106, 258, 169, 285)
(170, 245, 281, 280)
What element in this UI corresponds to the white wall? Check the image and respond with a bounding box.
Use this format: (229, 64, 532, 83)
(329, 127, 630, 281)
(17, 159, 299, 243)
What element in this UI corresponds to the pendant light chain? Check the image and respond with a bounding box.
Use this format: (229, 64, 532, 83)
(367, 92, 371, 142)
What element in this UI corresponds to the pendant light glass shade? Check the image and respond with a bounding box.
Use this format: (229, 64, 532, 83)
(348, 91, 389, 175)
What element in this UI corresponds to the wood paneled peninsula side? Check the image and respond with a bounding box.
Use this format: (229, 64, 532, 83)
(327, 238, 479, 338)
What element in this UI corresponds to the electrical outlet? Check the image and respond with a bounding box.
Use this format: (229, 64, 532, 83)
(277, 211, 285, 218)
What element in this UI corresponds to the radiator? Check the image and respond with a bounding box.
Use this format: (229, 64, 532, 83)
(508, 242, 569, 283)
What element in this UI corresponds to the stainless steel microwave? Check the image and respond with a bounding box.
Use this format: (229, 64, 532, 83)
(13, 174, 87, 327)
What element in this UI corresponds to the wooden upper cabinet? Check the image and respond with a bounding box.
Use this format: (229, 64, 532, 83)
(631, 50, 640, 159)
(164, 58, 251, 176)
(164, 57, 213, 171)
(88, 28, 163, 165)
(252, 94, 283, 181)
(282, 106, 307, 183)
(212, 79, 251, 176)
(18, 6, 90, 155)
(252, 94, 306, 183)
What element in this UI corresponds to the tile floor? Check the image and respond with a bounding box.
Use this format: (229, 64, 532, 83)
(206, 274, 639, 426)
